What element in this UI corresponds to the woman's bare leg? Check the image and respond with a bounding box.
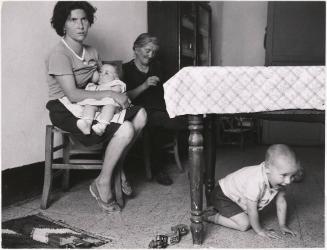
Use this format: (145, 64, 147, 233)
(120, 108, 147, 183)
(131, 107, 148, 138)
(95, 121, 135, 202)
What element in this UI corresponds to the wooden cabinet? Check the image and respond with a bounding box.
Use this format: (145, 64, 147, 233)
(265, 1, 325, 66)
(148, 2, 212, 82)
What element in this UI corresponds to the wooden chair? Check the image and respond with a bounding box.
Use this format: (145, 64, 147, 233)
(219, 116, 257, 150)
(162, 132, 184, 172)
(41, 126, 113, 209)
(41, 124, 154, 209)
(41, 125, 182, 209)
(129, 128, 184, 177)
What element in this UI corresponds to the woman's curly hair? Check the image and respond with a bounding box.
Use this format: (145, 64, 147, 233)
(51, 1, 97, 36)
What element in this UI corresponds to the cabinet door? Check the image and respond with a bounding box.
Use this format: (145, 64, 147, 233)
(197, 4, 212, 66)
(180, 2, 197, 68)
(265, 2, 325, 65)
(148, 2, 179, 82)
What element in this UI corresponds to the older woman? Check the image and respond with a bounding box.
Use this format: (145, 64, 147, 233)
(45, 1, 147, 213)
(123, 33, 187, 186)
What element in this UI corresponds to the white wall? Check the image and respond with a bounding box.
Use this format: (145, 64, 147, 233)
(1, 1, 147, 170)
(211, 1, 267, 66)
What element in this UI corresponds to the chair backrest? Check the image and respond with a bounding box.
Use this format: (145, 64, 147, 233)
(220, 117, 239, 130)
(220, 116, 255, 131)
(102, 60, 123, 79)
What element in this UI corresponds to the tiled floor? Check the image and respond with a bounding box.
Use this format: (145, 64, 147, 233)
(2, 145, 325, 248)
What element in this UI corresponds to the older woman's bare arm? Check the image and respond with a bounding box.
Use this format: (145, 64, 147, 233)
(56, 75, 130, 108)
(127, 76, 159, 100)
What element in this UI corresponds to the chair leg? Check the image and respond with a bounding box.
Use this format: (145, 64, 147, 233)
(256, 119, 262, 144)
(62, 170, 70, 191)
(240, 133, 245, 151)
(114, 161, 124, 208)
(173, 134, 184, 172)
(62, 135, 70, 191)
(41, 125, 54, 209)
(142, 129, 152, 180)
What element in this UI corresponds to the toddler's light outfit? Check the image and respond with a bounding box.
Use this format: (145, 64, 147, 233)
(218, 162, 280, 212)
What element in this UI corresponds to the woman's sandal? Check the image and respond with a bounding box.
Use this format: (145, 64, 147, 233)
(89, 181, 121, 213)
(121, 180, 133, 196)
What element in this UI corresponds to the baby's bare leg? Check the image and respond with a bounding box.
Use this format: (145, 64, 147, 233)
(97, 105, 117, 123)
(92, 105, 117, 136)
(206, 212, 250, 232)
(77, 105, 97, 135)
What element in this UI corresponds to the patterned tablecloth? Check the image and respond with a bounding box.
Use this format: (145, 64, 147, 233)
(163, 66, 325, 118)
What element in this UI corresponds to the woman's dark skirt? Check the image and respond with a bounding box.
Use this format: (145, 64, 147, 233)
(46, 99, 141, 147)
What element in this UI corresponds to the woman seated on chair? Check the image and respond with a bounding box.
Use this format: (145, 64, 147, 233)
(123, 33, 187, 186)
(45, 1, 147, 213)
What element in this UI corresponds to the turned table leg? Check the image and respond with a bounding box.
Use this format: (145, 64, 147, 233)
(188, 115, 204, 245)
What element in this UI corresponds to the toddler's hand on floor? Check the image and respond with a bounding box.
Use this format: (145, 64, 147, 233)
(257, 229, 281, 239)
(279, 225, 297, 236)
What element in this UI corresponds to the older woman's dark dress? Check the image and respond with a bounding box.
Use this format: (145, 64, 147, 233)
(123, 60, 187, 185)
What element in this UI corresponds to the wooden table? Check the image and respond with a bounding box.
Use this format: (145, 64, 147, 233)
(163, 66, 325, 244)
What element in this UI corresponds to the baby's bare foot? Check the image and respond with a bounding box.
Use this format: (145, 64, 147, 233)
(92, 123, 107, 136)
(77, 119, 92, 135)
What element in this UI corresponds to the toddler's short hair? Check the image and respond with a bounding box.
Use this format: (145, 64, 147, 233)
(265, 144, 296, 167)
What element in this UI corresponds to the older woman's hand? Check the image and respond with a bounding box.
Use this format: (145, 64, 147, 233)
(144, 76, 160, 88)
(113, 92, 131, 109)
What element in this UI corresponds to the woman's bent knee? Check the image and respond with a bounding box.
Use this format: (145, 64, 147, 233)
(115, 121, 135, 143)
(134, 107, 147, 129)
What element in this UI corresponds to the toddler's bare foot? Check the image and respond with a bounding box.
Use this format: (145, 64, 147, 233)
(203, 208, 219, 224)
(92, 122, 108, 136)
(77, 119, 92, 135)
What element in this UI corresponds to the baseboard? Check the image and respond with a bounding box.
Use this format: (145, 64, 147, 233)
(1, 161, 99, 208)
(2, 162, 46, 207)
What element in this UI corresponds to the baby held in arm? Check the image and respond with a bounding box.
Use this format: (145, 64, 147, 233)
(77, 64, 129, 136)
(204, 144, 301, 239)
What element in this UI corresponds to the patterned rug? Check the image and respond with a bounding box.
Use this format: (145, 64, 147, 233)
(2, 213, 111, 248)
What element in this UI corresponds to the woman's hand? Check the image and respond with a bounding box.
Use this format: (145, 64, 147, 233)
(126, 76, 160, 101)
(144, 76, 160, 88)
(113, 92, 130, 109)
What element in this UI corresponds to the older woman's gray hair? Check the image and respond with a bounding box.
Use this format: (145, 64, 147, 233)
(133, 33, 159, 50)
